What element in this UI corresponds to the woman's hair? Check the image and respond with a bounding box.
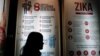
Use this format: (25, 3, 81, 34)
(21, 32, 43, 56)
(24, 32, 43, 49)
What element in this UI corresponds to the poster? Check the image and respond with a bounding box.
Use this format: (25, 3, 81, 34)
(63, 0, 100, 56)
(15, 0, 60, 56)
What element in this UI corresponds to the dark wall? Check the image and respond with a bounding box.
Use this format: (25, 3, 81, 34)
(4, 0, 18, 56)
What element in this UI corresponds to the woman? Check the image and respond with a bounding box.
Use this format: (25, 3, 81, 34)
(21, 32, 44, 56)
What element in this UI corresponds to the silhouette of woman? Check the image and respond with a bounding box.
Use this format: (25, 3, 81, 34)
(21, 32, 44, 56)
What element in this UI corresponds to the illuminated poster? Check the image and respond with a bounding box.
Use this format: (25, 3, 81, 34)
(15, 0, 60, 56)
(63, 0, 100, 56)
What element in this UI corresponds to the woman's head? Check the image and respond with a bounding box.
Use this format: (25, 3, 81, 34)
(25, 32, 44, 50)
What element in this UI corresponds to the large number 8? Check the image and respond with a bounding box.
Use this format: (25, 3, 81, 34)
(34, 3, 40, 11)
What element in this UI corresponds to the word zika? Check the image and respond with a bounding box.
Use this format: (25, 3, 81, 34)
(75, 2, 93, 11)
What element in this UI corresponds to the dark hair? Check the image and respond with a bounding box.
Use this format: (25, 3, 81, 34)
(21, 32, 43, 56)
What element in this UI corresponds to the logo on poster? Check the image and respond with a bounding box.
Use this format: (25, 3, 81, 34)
(22, 0, 32, 14)
(75, 2, 93, 15)
(22, 0, 55, 14)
